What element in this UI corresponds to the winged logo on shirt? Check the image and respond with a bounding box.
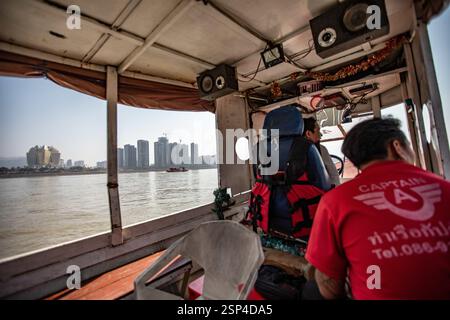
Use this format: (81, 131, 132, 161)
(354, 183, 442, 221)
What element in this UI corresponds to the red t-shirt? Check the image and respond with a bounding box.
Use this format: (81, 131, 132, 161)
(306, 161, 450, 299)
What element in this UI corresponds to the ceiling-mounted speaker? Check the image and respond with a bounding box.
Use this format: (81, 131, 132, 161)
(310, 0, 389, 59)
(196, 64, 239, 101)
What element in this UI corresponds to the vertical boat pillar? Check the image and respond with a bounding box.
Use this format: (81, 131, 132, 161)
(415, 21, 450, 178)
(404, 42, 432, 171)
(106, 66, 123, 245)
(215, 94, 253, 197)
(400, 74, 421, 167)
(371, 95, 382, 119)
(404, 18, 450, 178)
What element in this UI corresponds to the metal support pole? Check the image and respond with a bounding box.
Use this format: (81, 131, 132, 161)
(106, 66, 123, 246)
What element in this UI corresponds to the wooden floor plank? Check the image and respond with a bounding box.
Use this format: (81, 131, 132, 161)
(46, 250, 180, 300)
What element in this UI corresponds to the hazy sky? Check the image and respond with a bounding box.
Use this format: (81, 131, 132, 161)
(0, 8, 449, 167)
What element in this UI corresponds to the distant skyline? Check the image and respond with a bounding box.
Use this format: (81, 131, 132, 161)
(0, 135, 216, 168)
(0, 78, 217, 167)
(0, 8, 449, 167)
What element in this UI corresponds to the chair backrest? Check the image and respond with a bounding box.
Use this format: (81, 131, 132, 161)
(262, 104, 304, 172)
(180, 221, 264, 300)
(134, 220, 264, 300)
(261, 104, 331, 190)
(258, 105, 331, 234)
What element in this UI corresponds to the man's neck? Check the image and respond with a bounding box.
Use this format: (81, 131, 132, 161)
(359, 159, 389, 171)
(360, 159, 406, 171)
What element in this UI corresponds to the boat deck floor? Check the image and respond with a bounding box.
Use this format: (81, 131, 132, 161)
(45, 251, 191, 300)
(44, 244, 309, 300)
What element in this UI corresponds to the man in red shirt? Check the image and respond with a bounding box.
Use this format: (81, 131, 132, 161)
(305, 118, 450, 299)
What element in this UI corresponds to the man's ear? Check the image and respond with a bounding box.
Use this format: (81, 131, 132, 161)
(305, 130, 312, 141)
(392, 140, 414, 163)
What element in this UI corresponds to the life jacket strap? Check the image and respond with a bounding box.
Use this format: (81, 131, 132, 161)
(255, 176, 312, 187)
(290, 195, 322, 234)
(248, 192, 264, 233)
(289, 180, 313, 186)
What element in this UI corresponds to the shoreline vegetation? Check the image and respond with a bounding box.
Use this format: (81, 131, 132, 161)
(0, 165, 217, 179)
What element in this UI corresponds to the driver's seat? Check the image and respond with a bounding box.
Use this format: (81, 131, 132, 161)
(249, 105, 331, 239)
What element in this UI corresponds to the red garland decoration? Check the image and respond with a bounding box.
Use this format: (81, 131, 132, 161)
(304, 35, 407, 82)
(271, 81, 282, 98)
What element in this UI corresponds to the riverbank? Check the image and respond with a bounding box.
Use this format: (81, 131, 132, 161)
(0, 166, 217, 179)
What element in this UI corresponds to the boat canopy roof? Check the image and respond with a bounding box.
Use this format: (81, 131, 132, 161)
(0, 0, 447, 112)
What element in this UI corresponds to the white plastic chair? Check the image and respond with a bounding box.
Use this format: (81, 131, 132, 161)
(134, 220, 264, 300)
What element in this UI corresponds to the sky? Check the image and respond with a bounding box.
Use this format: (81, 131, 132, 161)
(0, 8, 449, 167)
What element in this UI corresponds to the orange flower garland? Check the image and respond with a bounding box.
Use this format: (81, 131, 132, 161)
(303, 35, 407, 82)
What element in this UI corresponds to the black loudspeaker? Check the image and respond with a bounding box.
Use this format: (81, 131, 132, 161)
(310, 0, 389, 59)
(196, 64, 238, 101)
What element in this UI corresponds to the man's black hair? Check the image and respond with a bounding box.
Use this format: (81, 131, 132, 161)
(303, 117, 317, 136)
(341, 117, 408, 169)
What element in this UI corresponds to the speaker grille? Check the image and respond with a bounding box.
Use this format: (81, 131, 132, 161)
(200, 75, 213, 93)
(343, 3, 370, 32)
(196, 64, 238, 101)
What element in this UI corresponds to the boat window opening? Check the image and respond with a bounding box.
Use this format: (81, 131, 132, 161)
(117, 105, 218, 228)
(320, 103, 413, 181)
(381, 103, 413, 143)
(321, 139, 360, 180)
(320, 113, 373, 180)
(0, 76, 110, 259)
(422, 103, 432, 143)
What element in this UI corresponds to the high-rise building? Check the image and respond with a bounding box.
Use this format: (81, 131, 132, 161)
(59, 159, 65, 168)
(202, 155, 217, 165)
(74, 160, 85, 167)
(191, 143, 199, 165)
(117, 148, 124, 169)
(96, 161, 107, 169)
(66, 159, 72, 168)
(124, 144, 137, 169)
(154, 137, 169, 168)
(137, 140, 150, 168)
(26, 146, 38, 168)
(26, 145, 60, 168)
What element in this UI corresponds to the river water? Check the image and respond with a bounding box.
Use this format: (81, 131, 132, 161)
(0, 169, 218, 259)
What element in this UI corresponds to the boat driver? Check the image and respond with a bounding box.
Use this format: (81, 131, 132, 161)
(302, 117, 341, 187)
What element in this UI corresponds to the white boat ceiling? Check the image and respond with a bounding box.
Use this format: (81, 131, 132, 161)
(0, 0, 414, 102)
